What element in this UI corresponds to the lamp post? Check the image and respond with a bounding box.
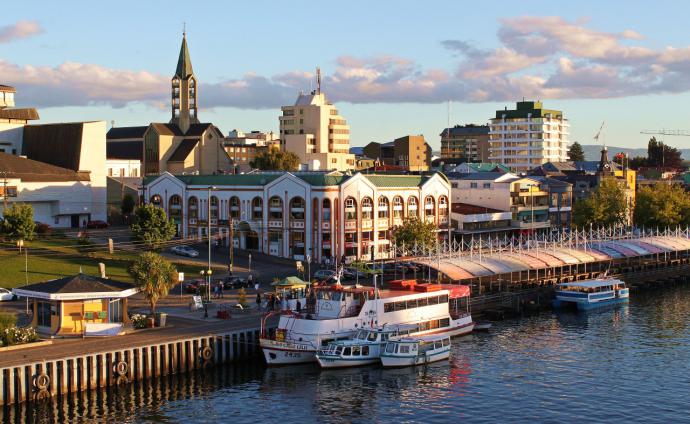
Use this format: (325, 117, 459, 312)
(207, 186, 217, 300)
(200, 268, 213, 303)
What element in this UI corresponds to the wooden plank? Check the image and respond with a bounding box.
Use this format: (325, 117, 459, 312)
(16, 366, 25, 404)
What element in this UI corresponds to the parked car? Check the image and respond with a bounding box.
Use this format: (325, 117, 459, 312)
(343, 268, 367, 279)
(222, 276, 248, 290)
(0, 288, 16, 301)
(170, 245, 200, 258)
(184, 279, 208, 294)
(86, 220, 109, 229)
(350, 261, 383, 276)
(313, 269, 336, 281)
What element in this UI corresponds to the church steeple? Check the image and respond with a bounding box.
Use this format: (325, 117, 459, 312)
(598, 146, 613, 176)
(170, 31, 199, 133)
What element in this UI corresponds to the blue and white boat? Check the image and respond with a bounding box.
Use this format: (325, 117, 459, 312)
(553, 278, 629, 311)
(380, 334, 451, 368)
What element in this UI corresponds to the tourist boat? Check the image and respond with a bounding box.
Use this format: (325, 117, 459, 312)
(380, 334, 452, 368)
(260, 279, 474, 365)
(552, 278, 629, 311)
(315, 324, 417, 369)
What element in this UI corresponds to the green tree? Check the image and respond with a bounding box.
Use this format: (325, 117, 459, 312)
(392, 218, 438, 251)
(250, 146, 300, 171)
(573, 178, 628, 228)
(634, 183, 690, 228)
(567, 141, 585, 162)
(0, 203, 35, 241)
(121, 193, 136, 216)
(130, 203, 176, 249)
(628, 156, 647, 170)
(128, 252, 177, 316)
(647, 137, 682, 168)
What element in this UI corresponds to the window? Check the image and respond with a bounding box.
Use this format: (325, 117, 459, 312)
(150, 195, 162, 207)
(169, 195, 182, 221)
(252, 197, 263, 220)
(378, 197, 389, 219)
(322, 198, 331, 221)
(210, 196, 219, 219)
(425, 196, 435, 216)
(362, 345, 369, 356)
(407, 196, 418, 218)
(483, 183, 491, 189)
(345, 197, 357, 220)
(361, 197, 373, 220)
(188, 197, 198, 219)
(230, 196, 240, 219)
(290, 197, 305, 220)
(37, 301, 52, 327)
(470, 182, 478, 189)
(393, 196, 404, 219)
(343, 347, 351, 356)
(269, 197, 283, 220)
(400, 345, 410, 354)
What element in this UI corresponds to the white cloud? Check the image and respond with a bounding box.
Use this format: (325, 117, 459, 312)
(0, 20, 43, 43)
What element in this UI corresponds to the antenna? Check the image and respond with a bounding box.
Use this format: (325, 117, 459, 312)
(183, 22, 186, 36)
(316, 66, 321, 95)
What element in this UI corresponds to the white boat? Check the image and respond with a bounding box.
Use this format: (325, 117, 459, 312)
(380, 334, 451, 368)
(260, 280, 474, 365)
(315, 324, 416, 369)
(553, 278, 629, 311)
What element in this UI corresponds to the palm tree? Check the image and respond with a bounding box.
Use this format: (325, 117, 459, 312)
(128, 252, 177, 316)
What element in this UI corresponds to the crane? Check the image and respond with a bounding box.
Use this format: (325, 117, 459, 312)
(594, 121, 605, 146)
(640, 129, 690, 137)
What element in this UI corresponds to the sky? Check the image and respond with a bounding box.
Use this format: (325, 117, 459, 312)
(3, 0, 690, 151)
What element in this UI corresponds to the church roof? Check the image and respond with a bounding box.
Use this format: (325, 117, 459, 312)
(106, 141, 143, 160)
(175, 34, 194, 79)
(107, 126, 148, 140)
(168, 139, 198, 161)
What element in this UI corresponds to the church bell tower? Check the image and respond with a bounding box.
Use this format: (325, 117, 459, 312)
(170, 31, 199, 133)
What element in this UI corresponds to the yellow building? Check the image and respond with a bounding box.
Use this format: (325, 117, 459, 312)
(279, 68, 355, 171)
(13, 274, 137, 337)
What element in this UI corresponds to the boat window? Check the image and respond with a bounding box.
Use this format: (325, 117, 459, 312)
(394, 301, 406, 311)
(336, 346, 343, 354)
(429, 320, 439, 330)
(385, 343, 395, 353)
(356, 330, 367, 340)
(406, 299, 418, 309)
(428, 296, 439, 305)
(321, 339, 333, 347)
(353, 346, 361, 356)
(442, 338, 450, 346)
(434, 341, 442, 349)
(362, 346, 369, 356)
(384, 302, 394, 313)
(411, 344, 417, 351)
(417, 297, 428, 307)
(418, 321, 429, 331)
(440, 318, 450, 328)
(367, 332, 377, 342)
(343, 347, 351, 356)
(400, 345, 410, 354)
(381, 333, 388, 341)
(439, 294, 449, 304)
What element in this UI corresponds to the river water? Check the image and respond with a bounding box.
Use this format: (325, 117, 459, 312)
(5, 285, 689, 424)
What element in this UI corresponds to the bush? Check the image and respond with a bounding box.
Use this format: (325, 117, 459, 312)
(1, 326, 38, 346)
(0, 312, 17, 332)
(130, 313, 147, 329)
(35, 222, 53, 235)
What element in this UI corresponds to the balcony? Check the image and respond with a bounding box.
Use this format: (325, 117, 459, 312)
(290, 220, 305, 229)
(345, 220, 357, 231)
(322, 222, 331, 230)
(511, 220, 551, 229)
(377, 219, 389, 229)
(268, 220, 283, 228)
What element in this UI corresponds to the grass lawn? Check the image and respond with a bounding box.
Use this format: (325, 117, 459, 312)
(0, 237, 209, 288)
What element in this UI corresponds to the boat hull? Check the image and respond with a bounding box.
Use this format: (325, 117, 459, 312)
(316, 356, 380, 369)
(260, 339, 316, 365)
(381, 347, 451, 368)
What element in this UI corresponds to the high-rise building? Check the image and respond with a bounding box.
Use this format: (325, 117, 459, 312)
(440, 124, 490, 162)
(488, 101, 569, 173)
(279, 69, 355, 171)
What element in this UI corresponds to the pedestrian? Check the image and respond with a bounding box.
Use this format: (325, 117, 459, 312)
(219, 282, 224, 299)
(269, 294, 275, 311)
(213, 283, 219, 299)
(296, 299, 302, 312)
(256, 293, 262, 311)
(248, 273, 255, 290)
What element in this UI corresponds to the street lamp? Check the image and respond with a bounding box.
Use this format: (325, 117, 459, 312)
(200, 268, 213, 303)
(207, 186, 217, 297)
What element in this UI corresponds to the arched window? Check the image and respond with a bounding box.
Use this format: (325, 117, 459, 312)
(210, 196, 219, 220)
(425, 196, 435, 217)
(392, 196, 404, 219)
(150, 195, 162, 207)
(438, 196, 449, 217)
(378, 196, 389, 219)
(290, 197, 305, 220)
(345, 197, 357, 220)
(269, 196, 283, 220)
(252, 197, 263, 220)
(188, 196, 198, 220)
(169, 195, 182, 220)
(361, 197, 373, 220)
(407, 196, 418, 218)
(229, 196, 240, 219)
(322, 198, 331, 221)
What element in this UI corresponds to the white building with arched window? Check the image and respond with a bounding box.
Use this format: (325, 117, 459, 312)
(142, 171, 451, 262)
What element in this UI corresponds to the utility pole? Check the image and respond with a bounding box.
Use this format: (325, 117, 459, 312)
(1, 171, 8, 212)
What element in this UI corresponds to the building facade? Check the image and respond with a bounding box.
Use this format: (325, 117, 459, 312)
(440, 124, 490, 162)
(0, 84, 39, 155)
(363, 136, 431, 172)
(143, 171, 451, 262)
(279, 70, 355, 171)
(489, 101, 569, 173)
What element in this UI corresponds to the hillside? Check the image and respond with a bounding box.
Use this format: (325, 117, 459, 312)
(581, 145, 690, 161)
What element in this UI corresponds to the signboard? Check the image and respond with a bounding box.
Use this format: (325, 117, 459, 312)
(178, 272, 185, 282)
(295, 261, 303, 272)
(192, 295, 203, 310)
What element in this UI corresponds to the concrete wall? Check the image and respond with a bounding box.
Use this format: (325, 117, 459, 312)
(0, 123, 24, 155)
(80, 121, 107, 222)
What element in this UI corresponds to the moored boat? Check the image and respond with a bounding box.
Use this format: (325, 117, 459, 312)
(553, 278, 629, 311)
(380, 334, 451, 368)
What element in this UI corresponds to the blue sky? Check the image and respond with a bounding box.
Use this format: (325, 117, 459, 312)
(3, 0, 690, 150)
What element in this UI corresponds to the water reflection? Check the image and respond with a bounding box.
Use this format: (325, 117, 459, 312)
(2, 285, 688, 424)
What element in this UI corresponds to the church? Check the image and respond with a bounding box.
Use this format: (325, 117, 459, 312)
(106, 33, 232, 177)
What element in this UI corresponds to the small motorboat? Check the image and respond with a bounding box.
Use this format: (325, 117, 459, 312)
(473, 322, 492, 332)
(380, 334, 451, 368)
(553, 278, 629, 311)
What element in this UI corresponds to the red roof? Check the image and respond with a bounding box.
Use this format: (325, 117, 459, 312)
(452, 202, 504, 215)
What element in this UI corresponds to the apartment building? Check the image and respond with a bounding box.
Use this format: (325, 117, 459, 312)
(363, 135, 431, 171)
(489, 101, 569, 173)
(279, 69, 355, 171)
(440, 124, 490, 162)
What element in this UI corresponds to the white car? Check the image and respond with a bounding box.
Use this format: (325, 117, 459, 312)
(170, 245, 200, 258)
(0, 288, 16, 302)
(313, 269, 336, 280)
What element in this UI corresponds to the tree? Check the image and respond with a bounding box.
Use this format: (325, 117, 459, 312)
(567, 141, 585, 162)
(0, 204, 35, 241)
(128, 252, 177, 316)
(634, 183, 690, 228)
(647, 137, 682, 168)
(130, 204, 176, 249)
(628, 156, 647, 170)
(573, 178, 628, 228)
(392, 218, 438, 252)
(121, 193, 136, 216)
(250, 146, 300, 171)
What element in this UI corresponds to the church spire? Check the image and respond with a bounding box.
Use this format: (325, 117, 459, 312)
(175, 31, 194, 79)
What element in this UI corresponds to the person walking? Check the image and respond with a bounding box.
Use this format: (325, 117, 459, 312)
(219, 281, 224, 299)
(256, 292, 262, 311)
(296, 299, 302, 312)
